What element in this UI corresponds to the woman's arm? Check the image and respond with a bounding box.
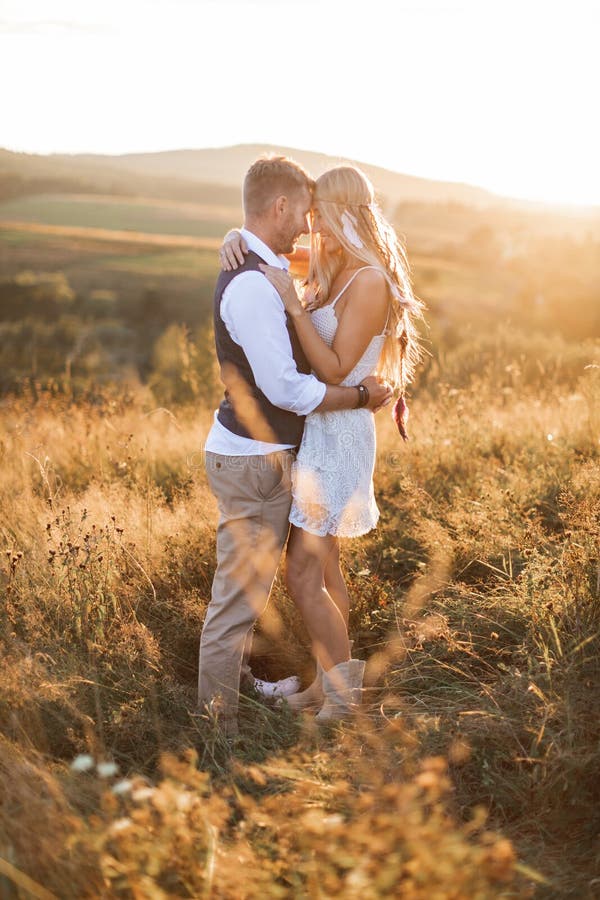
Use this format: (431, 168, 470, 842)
(220, 229, 247, 270)
(260, 265, 389, 384)
(220, 230, 310, 275)
(286, 245, 310, 278)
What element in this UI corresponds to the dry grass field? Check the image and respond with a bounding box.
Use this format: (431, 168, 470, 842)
(0, 333, 598, 897)
(0, 160, 599, 896)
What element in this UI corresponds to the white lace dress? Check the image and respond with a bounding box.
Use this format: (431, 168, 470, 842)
(289, 268, 387, 538)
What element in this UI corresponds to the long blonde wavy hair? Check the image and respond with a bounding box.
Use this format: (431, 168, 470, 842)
(306, 165, 425, 391)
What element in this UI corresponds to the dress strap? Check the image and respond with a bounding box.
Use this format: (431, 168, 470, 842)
(330, 265, 380, 307)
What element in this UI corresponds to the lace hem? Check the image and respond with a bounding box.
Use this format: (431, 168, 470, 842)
(289, 506, 380, 539)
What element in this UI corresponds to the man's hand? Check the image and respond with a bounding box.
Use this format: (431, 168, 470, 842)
(361, 376, 393, 413)
(219, 230, 248, 271)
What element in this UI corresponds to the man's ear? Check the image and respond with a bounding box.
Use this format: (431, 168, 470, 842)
(274, 195, 288, 217)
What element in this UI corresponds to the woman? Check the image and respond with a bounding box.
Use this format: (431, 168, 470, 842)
(222, 165, 423, 721)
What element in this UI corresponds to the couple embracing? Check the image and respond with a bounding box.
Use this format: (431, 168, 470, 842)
(198, 156, 423, 736)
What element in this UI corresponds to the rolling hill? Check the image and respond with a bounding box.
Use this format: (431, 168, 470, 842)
(64, 143, 499, 208)
(1, 144, 502, 210)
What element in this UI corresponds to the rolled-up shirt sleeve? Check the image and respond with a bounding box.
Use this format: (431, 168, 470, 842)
(221, 271, 326, 415)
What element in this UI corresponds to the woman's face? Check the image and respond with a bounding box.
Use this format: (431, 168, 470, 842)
(311, 205, 341, 255)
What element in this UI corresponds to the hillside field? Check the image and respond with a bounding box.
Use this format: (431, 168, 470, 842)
(0, 193, 241, 238)
(0, 355, 598, 897)
(0, 148, 599, 897)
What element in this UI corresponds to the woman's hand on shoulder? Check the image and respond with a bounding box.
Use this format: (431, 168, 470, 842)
(259, 264, 305, 317)
(219, 229, 248, 271)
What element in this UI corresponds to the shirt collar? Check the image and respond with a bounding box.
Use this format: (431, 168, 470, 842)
(240, 228, 290, 271)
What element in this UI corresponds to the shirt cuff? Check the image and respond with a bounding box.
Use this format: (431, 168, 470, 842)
(289, 377, 326, 415)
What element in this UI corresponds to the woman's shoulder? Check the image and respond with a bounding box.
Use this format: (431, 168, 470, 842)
(336, 266, 389, 333)
(345, 266, 389, 304)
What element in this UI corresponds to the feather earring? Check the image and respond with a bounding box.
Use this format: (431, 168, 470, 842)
(392, 394, 409, 442)
(393, 336, 409, 441)
(340, 210, 364, 249)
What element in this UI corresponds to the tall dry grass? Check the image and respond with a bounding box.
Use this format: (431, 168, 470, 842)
(0, 333, 598, 897)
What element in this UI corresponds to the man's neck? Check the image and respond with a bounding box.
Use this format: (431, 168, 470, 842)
(243, 220, 280, 257)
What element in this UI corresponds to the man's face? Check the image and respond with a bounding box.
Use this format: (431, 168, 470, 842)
(276, 187, 312, 255)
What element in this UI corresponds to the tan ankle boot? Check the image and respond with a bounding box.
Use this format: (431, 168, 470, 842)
(315, 659, 365, 723)
(286, 641, 354, 712)
(286, 662, 324, 711)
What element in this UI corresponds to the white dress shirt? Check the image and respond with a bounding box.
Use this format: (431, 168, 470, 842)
(205, 229, 326, 456)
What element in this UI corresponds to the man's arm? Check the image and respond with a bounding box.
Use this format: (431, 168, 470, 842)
(317, 378, 390, 413)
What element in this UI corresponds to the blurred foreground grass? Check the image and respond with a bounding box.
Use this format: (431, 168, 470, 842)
(0, 335, 598, 898)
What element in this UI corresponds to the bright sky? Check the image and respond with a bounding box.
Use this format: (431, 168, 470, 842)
(1, 0, 598, 205)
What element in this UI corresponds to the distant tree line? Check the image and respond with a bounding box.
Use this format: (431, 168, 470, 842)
(0, 271, 220, 404)
(0, 173, 115, 203)
(0, 169, 241, 209)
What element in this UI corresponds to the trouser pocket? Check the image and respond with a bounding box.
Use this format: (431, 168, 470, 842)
(256, 454, 289, 500)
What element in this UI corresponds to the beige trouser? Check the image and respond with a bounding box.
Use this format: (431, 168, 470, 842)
(198, 450, 294, 729)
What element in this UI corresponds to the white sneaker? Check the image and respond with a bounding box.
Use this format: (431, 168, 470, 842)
(253, 675, 301, 698)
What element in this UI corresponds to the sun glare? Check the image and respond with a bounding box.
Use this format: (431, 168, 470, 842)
(0, 0, 598, 207)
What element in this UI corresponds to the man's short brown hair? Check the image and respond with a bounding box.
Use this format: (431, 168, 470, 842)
(243, 156, 314, 217)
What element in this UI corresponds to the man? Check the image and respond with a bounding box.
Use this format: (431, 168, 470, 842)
(198, 156, 391, 735)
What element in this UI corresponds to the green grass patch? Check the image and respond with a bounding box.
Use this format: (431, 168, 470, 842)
(0, 193, 238, 238)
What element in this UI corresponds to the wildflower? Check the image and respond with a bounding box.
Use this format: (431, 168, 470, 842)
(71, 754, 94, 773)
(110, 818, 132, 833)
(132, 787, 155, 803)
(176, 792, 193, 812)
(112, 779, 133, 796)
(97, 760, 119, 778)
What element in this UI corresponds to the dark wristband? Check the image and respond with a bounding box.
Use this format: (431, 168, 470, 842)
(355, 383, 369, 408)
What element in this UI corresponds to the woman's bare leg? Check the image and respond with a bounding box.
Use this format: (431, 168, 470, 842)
(285, 526, 350, 671)
(323, 539, 349, 627)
